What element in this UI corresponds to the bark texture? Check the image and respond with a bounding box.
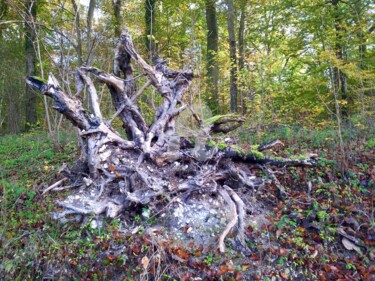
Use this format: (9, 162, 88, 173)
(205, 0, 219, 113)
(226, 0, 238, 113)
(145, 0, 157, 57)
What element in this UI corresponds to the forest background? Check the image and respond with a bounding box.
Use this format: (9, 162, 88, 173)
(1, 0, 374, 136)
(0, 0, 374, 280)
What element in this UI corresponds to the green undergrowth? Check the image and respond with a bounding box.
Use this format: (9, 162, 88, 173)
(236, 121, 375, 151)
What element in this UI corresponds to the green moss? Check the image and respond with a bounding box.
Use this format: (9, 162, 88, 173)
(206, 139, 217, 148)
(204, 114, 242, 125)
(231, 144, 243, 153)
(290, 154, 306, 160)
(249, 150, 265, 159)
(251, 145, 260, 151)
(218, 141, 227, 150)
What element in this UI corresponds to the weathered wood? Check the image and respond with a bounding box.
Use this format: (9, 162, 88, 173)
(26, 31, 316, 256)
(206, 115, 245, 134)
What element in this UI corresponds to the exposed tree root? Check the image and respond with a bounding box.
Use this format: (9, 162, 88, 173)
(218, 187, 238, 253)
(26, 30, 317, 255)
(42, 177, 68, 194)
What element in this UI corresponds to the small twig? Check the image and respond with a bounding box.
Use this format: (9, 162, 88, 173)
(258, 139, 284, 152)
(42, 177, 68, 195)
(188, 106, 203, 128)
(261, 166, 287, 198)
(52, 184, 81, 192)
(131, 80, 152, 102)
(107, 104, 126, 126)
(4, 231, 32, 248)
(123, 73, 146, 82)
(95, 182, 105, 201)
(80, 128, 102, 136)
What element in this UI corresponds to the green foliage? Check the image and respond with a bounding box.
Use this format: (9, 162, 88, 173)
(1, 0, 375, 134)
(366, 138, 375, 149)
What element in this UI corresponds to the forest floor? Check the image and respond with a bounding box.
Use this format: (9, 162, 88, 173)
(0, 126, 374, 280)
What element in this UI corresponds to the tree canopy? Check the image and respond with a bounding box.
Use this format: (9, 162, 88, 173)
(0, 0, 373, 133)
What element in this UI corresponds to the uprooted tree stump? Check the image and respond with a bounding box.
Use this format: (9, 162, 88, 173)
(26, 31, 316, 254)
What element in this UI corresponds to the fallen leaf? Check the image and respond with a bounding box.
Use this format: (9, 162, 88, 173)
(206, 245, 211, 253)
(183, 225, 192, 233)
(131, 246, 140, 254)
(342, 238, 362, 254)
(131, 226, 140, 234)
(330, 265, 339, 272)
(141, 256, 149, 270)
(174, 248, 189, 260)
(194, 245, 203, 257)
(318, 271, 326, 281)
(242, 263, 251, 270)
(218, 266, 228, 275)
(171, 253, 187, 263)
(311, 250, 318, 258)
(280, 248, 288, 255)
(280, 272, 288, 279)
(109, 165, 115, 172)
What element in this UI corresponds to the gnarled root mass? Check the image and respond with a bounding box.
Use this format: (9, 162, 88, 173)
(26, 30, 316, 254)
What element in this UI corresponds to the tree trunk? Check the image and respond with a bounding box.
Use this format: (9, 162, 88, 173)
(331, 0, 349, 119)
(226, 0, 238, 113)
(86, 0, 96, 64)
(145, 0, 157, 59)
(25, 0, 37, 129)
(71, 0, 83, 65)
(205, 0, 219, 114)
(0, 1, 7, 39)
(113, 0, 122, 37)
(238, 0, 246, 113)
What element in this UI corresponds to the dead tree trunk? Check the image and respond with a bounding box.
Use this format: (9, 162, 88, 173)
(26, 31, 316, 254)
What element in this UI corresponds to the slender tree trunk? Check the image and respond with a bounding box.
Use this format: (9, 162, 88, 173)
(353, 0, 367, 68)
(238, 1, 245, 72)
(145, 0, 156, 59)
(86, 0, 96, 64)
(205, 0, 219, 114)
(238, 0, 246, 113)
(226, 0, 238, 113)
(113, 0, 122, 37)
(332, 0, 349, 119)
(71, 0, 83, 65)
(0, 1, 7, 39)
(25, 0, 37, 128)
